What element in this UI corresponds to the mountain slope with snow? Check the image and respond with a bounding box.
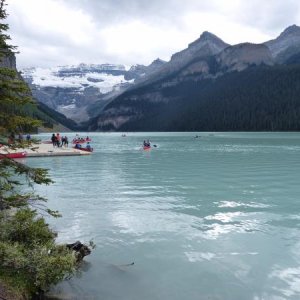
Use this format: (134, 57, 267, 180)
(21, 64, 134, 123)
(24, 66, 131, 92)
(22, 60, 166, 124)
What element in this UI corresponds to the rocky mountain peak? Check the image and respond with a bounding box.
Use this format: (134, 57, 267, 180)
(128, 64, 146, 72)
(188, 31, 228, 50)
(149, 58, 166, 67)
(152, 58, 166, 64)
(279, 24, 300, 38)
(171, 31, 229, 64)
(200, 31, 223, 42)
(265, 24, 300, 61)
(125, 59, 167, 82)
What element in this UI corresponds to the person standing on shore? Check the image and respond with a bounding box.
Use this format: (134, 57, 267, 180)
(64, 136, 68, 147)
(56, 133, 61, 147)
(18, 133, 23, 142)
(51, 133, 56, 147)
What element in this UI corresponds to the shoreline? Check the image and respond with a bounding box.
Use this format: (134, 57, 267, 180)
(0, 142, 92, 158)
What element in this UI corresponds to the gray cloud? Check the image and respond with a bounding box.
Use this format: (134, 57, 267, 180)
(66, 0, 299, 33)
(233, 0, 300, 35)
(6, 0, 300, 68)
(66, 0, 216, 26)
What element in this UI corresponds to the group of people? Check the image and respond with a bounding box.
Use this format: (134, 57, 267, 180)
(72, 135, 91, 144)
(7, 133, 31, 144)
(51, 133, 68, 147)
(73, 137, 86, 143)
(74, 141, 92, 150)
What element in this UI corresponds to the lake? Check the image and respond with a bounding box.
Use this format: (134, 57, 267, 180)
(27, 132, 300, 300)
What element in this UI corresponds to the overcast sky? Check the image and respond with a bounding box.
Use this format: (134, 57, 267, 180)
(6, 0, 300, 69)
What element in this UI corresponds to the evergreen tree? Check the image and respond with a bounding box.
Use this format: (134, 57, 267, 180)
(0, 1, 40, 137)
(0, 1, 76, 297)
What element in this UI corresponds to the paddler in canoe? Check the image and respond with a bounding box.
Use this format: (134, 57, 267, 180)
(143, 140, 151, 150)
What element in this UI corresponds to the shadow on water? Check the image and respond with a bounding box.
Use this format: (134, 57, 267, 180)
(43, 261, 136, 300)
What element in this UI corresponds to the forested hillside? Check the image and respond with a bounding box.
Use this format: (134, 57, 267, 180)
(88, 25, 300, 132)
(90, 65, 300, 131)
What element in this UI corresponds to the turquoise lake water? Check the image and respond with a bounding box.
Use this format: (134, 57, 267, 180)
(27, 132, 300, 300)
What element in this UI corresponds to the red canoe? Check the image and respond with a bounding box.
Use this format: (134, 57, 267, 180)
(143, 146, 151, 151)
(81, 147, 93, 152)
(73, 147, 93, 152)
(0, 152, 27, 159)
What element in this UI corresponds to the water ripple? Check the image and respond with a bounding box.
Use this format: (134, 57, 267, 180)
(28, 132, 300, 300)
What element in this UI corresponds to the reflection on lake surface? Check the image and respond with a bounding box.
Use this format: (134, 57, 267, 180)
(28, 132, 300, 300)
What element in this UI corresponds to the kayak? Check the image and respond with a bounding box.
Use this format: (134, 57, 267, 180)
(0, 152, 27, 159)
(143, 145, 151, 150)
(80, 147, 93, 152)
(73, 147, 93, 152)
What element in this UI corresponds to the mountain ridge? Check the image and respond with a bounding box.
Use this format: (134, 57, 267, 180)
(88, 24, 300, 131)
(265, 24, 300, 62)
(21, 24, 300, 131)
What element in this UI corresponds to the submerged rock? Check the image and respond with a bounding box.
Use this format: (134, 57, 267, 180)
(66, 241, 91, 261)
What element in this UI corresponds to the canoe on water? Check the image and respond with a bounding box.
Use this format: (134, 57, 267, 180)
(80, 147, 93, 152)
(0, 152, 27, 159)
(143, 145, 151, 151)
(73, 147, 93, 152)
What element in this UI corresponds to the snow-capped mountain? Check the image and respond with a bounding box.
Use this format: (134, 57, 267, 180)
(21, 64, 134, 123)
(22, 60, 166, 123)
(23, 64, 131, 92)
